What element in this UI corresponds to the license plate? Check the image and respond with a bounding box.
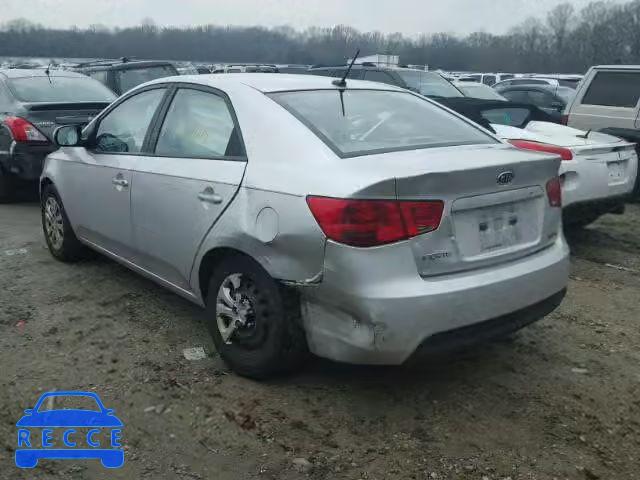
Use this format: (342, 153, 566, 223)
(608, 161, 625, 183)
(478, 204, 519, 252)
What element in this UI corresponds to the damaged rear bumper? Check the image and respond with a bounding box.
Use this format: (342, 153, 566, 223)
(298, 236, 569, 365)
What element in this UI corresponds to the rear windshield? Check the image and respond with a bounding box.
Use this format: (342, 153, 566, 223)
(270, 89, 496, 157)
(116, 65, 177, 93)
(8, 76, 116, 103)
(397, 71, 463, 98)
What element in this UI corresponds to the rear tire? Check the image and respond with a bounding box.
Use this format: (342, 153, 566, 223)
(41, 184, 91, 262)
(0, 169, 14, 203)
(564, 213, 601, 230)
(205, 255, 308, 379)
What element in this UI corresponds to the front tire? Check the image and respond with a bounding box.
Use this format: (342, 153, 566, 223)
(41, 184, 90, 262)
(205, 255, 308, 379)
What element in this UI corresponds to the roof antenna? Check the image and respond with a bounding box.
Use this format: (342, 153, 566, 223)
(333, 49, 360, 88)
(44, 64, 52, 84)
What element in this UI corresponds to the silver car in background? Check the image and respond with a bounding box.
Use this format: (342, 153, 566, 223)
(41, 74, 569, 378)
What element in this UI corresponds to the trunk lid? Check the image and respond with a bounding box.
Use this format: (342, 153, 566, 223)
(345, 144, 561, 277)
(21, 102, 109, 140)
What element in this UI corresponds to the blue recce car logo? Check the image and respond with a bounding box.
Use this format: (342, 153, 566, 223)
(15, 391, 123, 468)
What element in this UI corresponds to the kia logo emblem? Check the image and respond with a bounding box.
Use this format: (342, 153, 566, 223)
(497, 171, 515, 185)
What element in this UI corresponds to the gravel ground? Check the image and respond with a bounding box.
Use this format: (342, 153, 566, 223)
(1, 200, 639, 480)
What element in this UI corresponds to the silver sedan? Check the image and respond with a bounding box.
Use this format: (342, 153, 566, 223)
(41, 74, 569, 378)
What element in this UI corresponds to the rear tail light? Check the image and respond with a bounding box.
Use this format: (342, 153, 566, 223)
(546, 177, 562, 208)
(560, 114, 569, 125)
(509, 139, 573, 161)
(306, 196, 444, 247)
(3, 116, 49, 143)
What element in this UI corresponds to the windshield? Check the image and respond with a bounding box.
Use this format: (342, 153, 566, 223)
(456, 84, 507, 100)
(8, 76, 116, 103)
(37, 395, 101, 412)
(117, 65, 177, 93)
(271, 89, 495, 157)
(397, 71, 463, 98)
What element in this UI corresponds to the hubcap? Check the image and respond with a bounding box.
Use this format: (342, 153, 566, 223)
(216, 273, 263, 346)
(44, 197, 64, 250)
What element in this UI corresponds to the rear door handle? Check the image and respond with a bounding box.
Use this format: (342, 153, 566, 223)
(198, 187, 223, 204)
(112, 176, 129, 188)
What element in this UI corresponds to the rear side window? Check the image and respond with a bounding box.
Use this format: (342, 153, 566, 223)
(7, 76, 116, 103)
(88, 70, 109, 86)
(270, 89, 496, 157)
(116, 66, 177, 93)
(364, 70, 398, 86)
(482, 75, 496, 86)
(480, 108, 532, 128)
(581, 71, 640, 108)
(155, 89, 242, 158)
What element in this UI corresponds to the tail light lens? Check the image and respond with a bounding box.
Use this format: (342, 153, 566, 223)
(306, 196, 444, 247)
(3, 116, 49, 143)
(509, 139, 573, 161)
(546, 177, 562, 208)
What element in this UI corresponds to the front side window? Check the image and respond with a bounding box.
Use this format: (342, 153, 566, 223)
(581, 71, 640, 108)
(155, 88, 241, 158)
(501, 90, 530, 103)
(270, 89, 496, 157)
(116, 66, 177, 94)
(526, 90, 555, 107)
(94, 88, 165, 153)
(7, 76, 116, 103)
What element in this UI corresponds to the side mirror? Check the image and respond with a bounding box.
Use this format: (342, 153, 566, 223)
(104, 409, 115, 415)
(23, 409, 34, 415)
(551, 102, 564, 111)
(53, 125, 82, 147)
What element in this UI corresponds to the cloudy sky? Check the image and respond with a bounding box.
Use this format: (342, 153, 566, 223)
(1, 0, 624, 35)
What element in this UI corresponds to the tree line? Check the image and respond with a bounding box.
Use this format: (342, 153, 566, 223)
(0, 1, 638, 73)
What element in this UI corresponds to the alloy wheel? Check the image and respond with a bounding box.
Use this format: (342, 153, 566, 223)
(44, 196, 64, 251)
(216, 273, 267, 347)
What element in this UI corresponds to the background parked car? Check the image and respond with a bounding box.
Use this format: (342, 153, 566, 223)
(495, 84, 574, 123)
(0, 69, 115, 201)
(452, 81, 507, 100)
(42, 74, 568, 378)
(71, 58, 179, 95)
(564, 65, 640, 198)
(493, 75, 583, 90)
(454, 73, 516, 86)
(309, 64, 464, 98)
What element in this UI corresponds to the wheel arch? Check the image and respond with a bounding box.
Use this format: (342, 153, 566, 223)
(197, 247, 264, 301)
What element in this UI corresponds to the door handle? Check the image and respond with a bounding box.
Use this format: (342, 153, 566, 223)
(198, 187, 223, 204)
(112, 177, 129, 188)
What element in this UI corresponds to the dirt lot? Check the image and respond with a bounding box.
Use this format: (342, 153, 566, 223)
(0, 200, 639, 480)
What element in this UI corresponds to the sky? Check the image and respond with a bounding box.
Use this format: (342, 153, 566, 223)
(0, 0, 625, 35)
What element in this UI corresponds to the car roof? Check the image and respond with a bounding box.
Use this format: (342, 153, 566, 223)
(593, 65, 640, 70)
(79, 60, 175, 71)
(146, 73, 407, 93)
(0, 68, 88, 79)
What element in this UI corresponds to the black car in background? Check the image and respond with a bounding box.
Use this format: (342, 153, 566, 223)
(0, 69, 116, 201)
(72, 58, 179, 95)
(494, 84, 575, 123)
(309, 64, 464, 98)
